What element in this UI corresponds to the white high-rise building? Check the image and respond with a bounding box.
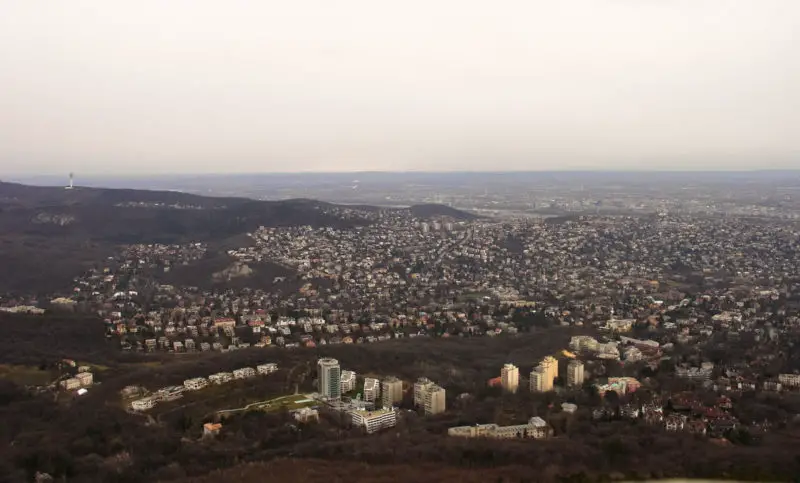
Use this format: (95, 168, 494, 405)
(340, 370, 357, 394)
(364, 377, 381, 403)
(318, 358, 341, 400)
(567, 360, 585, 388)
(501, 364, 520, 394)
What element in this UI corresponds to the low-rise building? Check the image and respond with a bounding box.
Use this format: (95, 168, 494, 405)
(75, 372, 93, 387)
(233, 367, 256, 379)
(208, 372, 233, 384)
(60, 378, 81, 391)
(203, 423, 222, 437)
(350, 408, 397, 434)
(448, 417, 548, 439)
(183, 377, 209, 391)
(778, 373, 800, 388)
(257, 363, 278, 375)
(131, 397, 156, 411)
(294, 407, 320, 423)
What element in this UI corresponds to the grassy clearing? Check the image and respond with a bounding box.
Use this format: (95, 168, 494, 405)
(0, 364, 58, 386)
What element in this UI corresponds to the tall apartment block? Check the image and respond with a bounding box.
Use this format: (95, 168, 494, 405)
(414, 377, 446, 415)
(530, 365, 550, 392)
(340, 370, 357, 394)
(501, 363, 519, 394)
(317, 358, 341, 400)
(423, 384, 446, 415)
(567, 360, 585, 387)
(381, 376, 403, 408)
(541, 356, 558, 385)
(364, 377, 381, 403)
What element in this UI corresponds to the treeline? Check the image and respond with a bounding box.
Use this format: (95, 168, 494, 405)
(0, 313, 118, 366)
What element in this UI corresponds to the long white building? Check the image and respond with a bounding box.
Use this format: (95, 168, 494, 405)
(183, 377, 209, 391)
(257, 363, 278, 375)
(131, 397, 156, 411)
(448, 416, 548, 439)
(208, 372, 233, 384)
(233, 367, 256, 379)
(350, 408, 397, 434)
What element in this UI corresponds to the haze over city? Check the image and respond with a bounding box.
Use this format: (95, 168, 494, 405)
(1, 0, 798, 175)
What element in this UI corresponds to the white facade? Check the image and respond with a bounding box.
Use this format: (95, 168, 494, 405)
(257, 363, 278, 375)
(569, 335, 599, 352)
(131, 397, 155, 411)
(183, 377, 209, 391)
(340, 370, 357, 393)
(233, 367, 256, 379)
(208, 372, 233, 384)
(364, 377, 381, 403)
(778, 374, 800, 387)
(294, 407, 319, 423)
(501, 364, 519, 393)
(350, 408, 397, 434)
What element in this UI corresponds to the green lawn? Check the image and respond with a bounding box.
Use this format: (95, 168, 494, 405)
(215, 393, 317, 416)
(0, 364, 58, 386)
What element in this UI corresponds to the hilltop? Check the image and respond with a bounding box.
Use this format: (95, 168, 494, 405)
(0, 181, 475, 243)
(0, 181, 474, 293)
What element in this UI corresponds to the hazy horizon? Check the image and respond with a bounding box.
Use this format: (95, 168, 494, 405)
(1, 1, 798, 175)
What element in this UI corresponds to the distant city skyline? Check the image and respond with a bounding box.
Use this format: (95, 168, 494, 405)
(1, 1, 797, 175)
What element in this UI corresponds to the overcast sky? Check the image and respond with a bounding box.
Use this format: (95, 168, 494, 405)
(0, 1, 798, 175)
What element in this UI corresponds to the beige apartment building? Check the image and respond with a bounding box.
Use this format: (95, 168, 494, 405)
(541, 356, 558, 385)
(381, 376, 403, 408)
(501, 364, 519, 393)
(414, 377, 446, 415)
(423, 384, 446, 415)
(530, 365, 550, 392)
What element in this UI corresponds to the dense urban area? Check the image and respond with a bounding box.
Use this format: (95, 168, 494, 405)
(1, 176, 800, 482)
